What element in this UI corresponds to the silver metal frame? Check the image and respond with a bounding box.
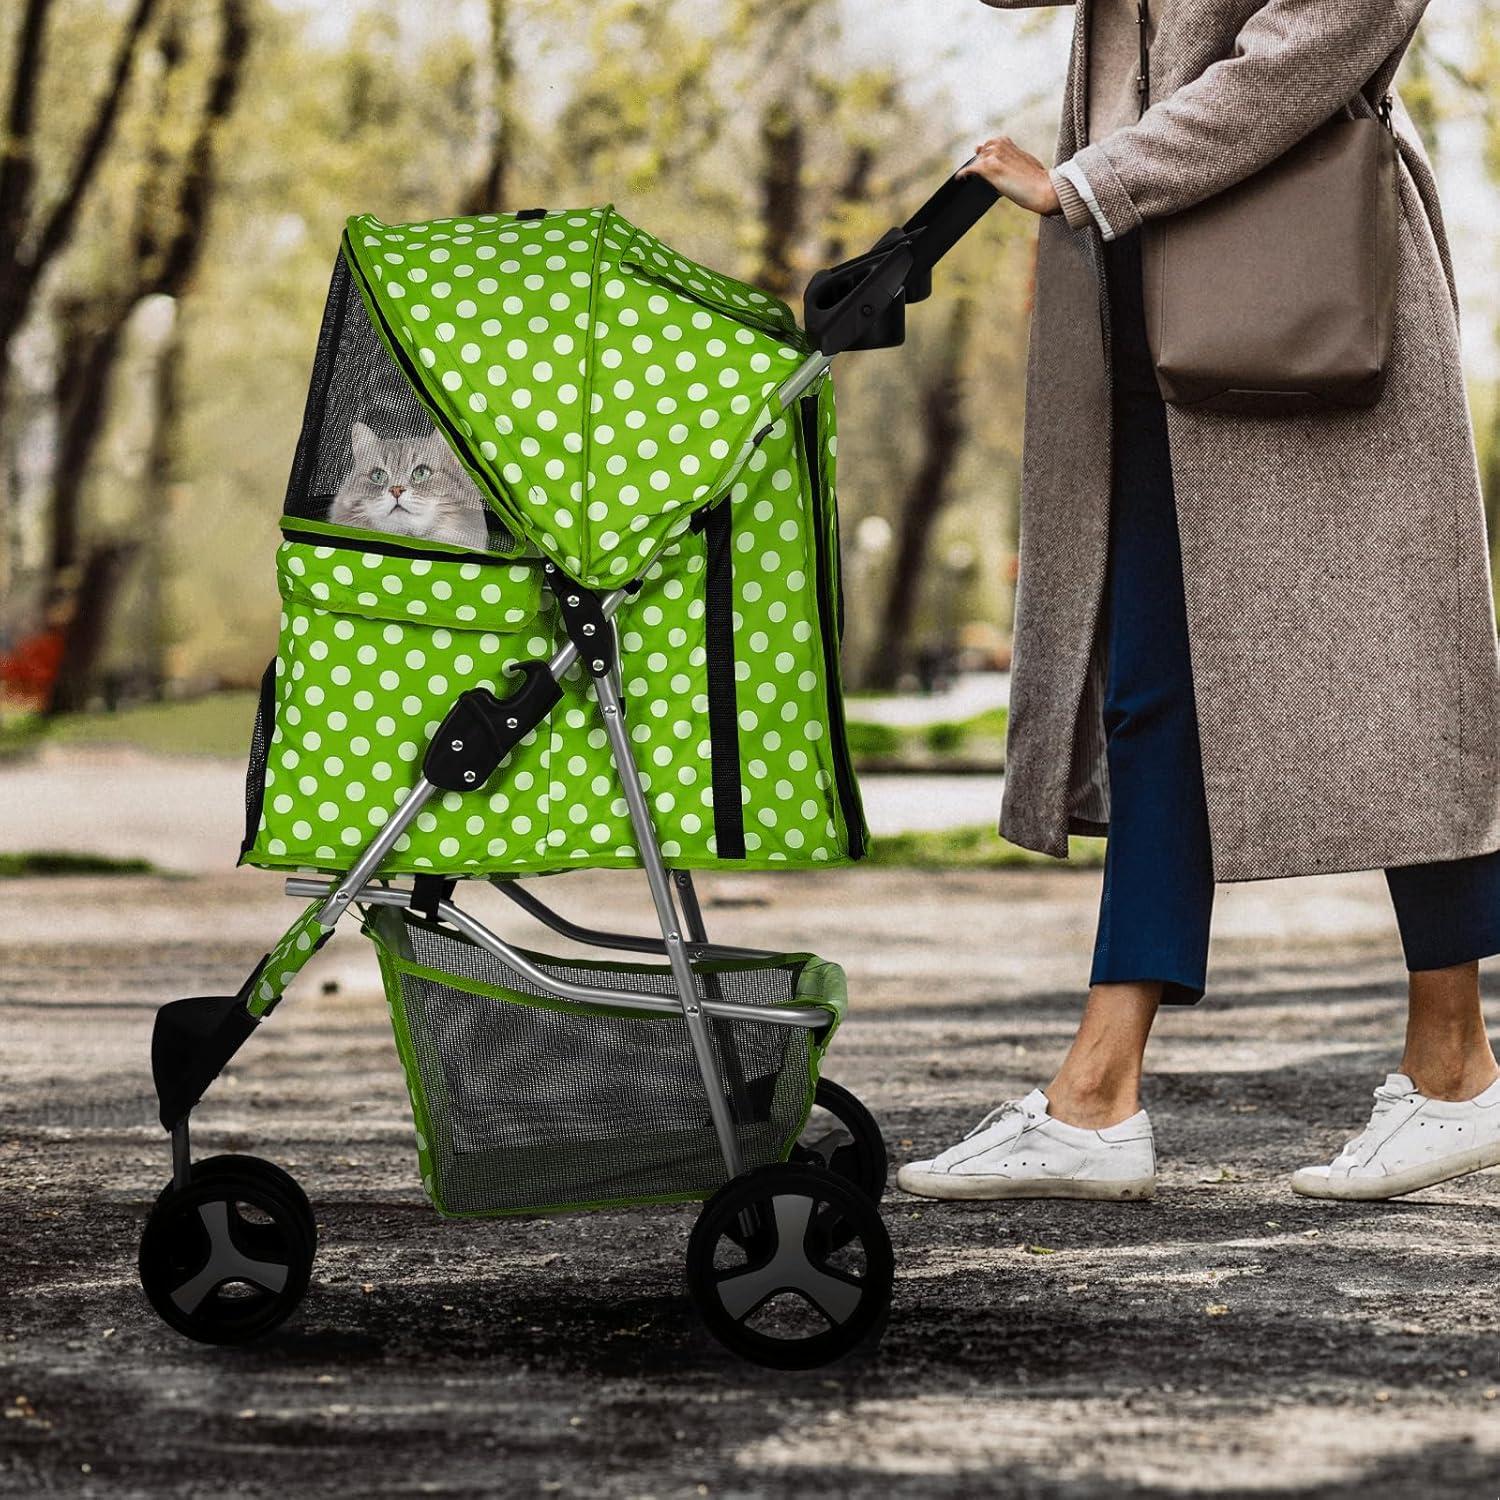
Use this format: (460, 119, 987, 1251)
(491, 877, 775, 963)
(287, 876, 821, 1032)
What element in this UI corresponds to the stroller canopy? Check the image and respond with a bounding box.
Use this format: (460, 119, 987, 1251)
(342, 207, 809, 587)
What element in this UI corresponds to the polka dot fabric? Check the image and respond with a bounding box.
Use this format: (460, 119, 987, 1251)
(342, 207, 808, 589)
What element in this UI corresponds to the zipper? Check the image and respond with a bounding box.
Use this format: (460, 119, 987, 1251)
(279, 526, 529, 568)
(799, 394, 865, 860)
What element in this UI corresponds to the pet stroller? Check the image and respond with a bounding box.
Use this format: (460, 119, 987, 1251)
(140, 169, 999, 1368)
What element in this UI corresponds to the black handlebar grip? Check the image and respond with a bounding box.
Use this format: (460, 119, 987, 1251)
(899, 161, 1002, 299)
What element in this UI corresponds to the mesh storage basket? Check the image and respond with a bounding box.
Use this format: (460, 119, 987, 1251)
(365, 904, 846, 1216)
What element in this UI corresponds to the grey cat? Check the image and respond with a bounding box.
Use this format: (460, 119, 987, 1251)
(329, 422, 490, 550)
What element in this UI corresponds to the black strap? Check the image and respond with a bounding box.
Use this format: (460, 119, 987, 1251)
(411, 875, 456, 921)
(697, 502, 746, 859)
(1136, 1, 1150, 119)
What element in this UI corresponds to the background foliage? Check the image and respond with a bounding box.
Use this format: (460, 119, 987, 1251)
(0, 0, 1494, 716)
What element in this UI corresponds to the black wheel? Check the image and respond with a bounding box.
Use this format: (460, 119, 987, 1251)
(194, 1154, 316, 1246)
(790, 1078, 888, 1204)
(139, 1154, 316, 1345)
(687, 1162, 893, 1369)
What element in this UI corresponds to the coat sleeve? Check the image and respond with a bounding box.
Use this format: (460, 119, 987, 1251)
(1057, 0, 1426, 241)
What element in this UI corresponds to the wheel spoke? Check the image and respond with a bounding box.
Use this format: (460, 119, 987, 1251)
(714, 1190, 864, 1326)
(170, 1200, 290, 1314)
(798, 1128, 848, 1169)
(795, 1261, 864, 1326)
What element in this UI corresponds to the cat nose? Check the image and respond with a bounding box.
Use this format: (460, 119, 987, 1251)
(388, 485, 406, 498)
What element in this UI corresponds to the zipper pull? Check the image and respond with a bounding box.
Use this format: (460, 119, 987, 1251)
(1377, 93, 1394, 131)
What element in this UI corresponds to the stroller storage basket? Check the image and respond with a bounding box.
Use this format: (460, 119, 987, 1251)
(365, 904, 845, 1216)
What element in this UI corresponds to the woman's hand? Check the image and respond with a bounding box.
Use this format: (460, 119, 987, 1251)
(959, 136, 1061, 216)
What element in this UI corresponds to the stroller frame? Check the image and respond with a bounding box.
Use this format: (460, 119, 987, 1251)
(216, 347, 837, 1192)
(144, 166, 1000, 1367)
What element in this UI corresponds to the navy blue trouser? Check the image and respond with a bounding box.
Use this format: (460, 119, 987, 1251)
(1090, 228, 1500, 1004)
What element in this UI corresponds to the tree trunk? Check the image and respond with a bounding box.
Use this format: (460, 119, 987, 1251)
(461, 0, 515, 216)
(860, 296, 974, 692)
(756, 97, 804, 300)
(46, 302, 126, 578)
(46, 542, 138, 713)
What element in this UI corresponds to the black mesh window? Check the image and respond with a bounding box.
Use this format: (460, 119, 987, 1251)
(284, 255, 517, 552)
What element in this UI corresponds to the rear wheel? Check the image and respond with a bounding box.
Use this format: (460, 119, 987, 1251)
(687, 1162, 893, 1369)
(790, 1078, 888, 1204)
(138, 1154, 316, 1345)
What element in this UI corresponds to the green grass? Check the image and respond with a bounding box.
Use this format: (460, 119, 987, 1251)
(845, 719, 904, 757)
(867, 825, 1106, 870)
(2, 691, 258, 758)
(0, 850, 158, 877)
(846, 704, 1008, 767)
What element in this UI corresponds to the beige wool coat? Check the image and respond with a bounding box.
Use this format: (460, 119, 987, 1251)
(984, 0, 1500, 882)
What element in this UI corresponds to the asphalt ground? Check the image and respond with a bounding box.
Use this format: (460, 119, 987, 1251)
(5, 862, 1500, 1497)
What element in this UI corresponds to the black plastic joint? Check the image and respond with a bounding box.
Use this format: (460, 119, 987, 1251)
(152, 984, 261, 1131)
(422, 661, 563, 792)
(546, 565, 614, 678)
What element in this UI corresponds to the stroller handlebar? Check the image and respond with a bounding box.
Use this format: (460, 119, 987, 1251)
(802, 160, 1001, 358)
(899, 159, 1002, 295)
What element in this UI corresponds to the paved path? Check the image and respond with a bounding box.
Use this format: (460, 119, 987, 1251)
(4, 863, 1500, 1497)
(848, 672, 1010, 728)
(0, 747, 1006, 872)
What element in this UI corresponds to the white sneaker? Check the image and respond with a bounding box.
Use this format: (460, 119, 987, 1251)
(1292, 1071, 1500, 1201)
(896, 1089, 1156, 1201)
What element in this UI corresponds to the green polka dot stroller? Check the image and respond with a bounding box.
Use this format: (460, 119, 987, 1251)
(140, 170, 999, 1368)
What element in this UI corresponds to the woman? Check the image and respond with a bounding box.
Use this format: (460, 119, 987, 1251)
(899, 0, 1500, 1203)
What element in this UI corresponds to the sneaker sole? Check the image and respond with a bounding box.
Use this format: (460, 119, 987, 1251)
(1291, 1139, 1500, 1201)
(895, 1167, 1156, 1202)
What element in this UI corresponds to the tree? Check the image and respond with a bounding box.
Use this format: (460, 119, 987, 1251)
(858, 293, 977, 690)
(44, 0, 253, 712)
(460, 0, 517, 216)
(0, 0, 161, 439)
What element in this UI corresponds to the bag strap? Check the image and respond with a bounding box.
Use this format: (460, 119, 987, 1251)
(1136, 0, 1150, 121)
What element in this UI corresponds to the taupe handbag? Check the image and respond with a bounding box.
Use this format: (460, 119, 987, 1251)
(1133, 3, 1400, 414)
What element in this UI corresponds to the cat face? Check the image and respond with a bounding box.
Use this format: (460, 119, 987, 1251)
(329, 422, 490, 550)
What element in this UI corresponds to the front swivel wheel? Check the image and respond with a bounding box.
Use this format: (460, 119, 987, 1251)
(687, 1162, 892, 1369)
(139, 1154, 316, 1345)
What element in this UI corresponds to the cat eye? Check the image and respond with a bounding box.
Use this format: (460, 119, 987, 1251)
(411, 464, 431, 482)
(369, 467, 388, 484)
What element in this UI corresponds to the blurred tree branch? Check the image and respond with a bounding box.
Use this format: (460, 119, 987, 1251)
(0, 0, 161, 405)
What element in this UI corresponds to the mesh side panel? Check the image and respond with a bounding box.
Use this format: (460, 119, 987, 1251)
(284, 256, 518, 552)
(391, 917, 818, 1214)
(239, 658, 276, 857)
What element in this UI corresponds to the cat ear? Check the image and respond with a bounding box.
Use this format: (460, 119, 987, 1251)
(415, 428, 451, 464)
(350, 421, 380, 466)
